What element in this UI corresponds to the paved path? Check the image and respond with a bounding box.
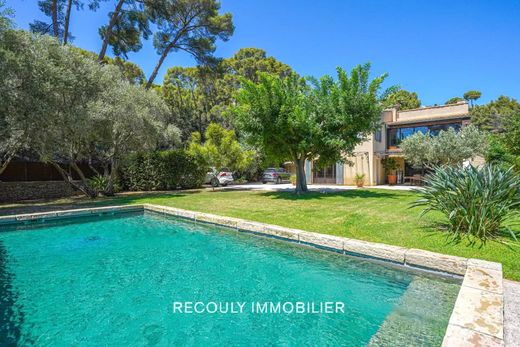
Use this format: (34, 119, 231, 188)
(504, 280, 520, 346)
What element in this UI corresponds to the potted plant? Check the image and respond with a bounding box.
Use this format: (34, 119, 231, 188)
(290, 174, 297, 186)
(355, 173, 365, 187)
(382, 157, 400, 185)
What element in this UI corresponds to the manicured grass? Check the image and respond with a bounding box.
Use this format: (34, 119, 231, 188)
(2, 188, 519, 280)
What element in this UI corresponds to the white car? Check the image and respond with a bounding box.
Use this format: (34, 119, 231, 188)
(205, 168, 234, 187)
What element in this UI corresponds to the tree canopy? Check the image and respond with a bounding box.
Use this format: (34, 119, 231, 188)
(400, 125, 488, 167)
(145, 0, 234, 88)
(98, 0, 149, 60)
(234, 64, 387, 193)
(445, 97, 464, 105)
(381, 89, 421, 110)
(223, 47, 293, 83)
(463, 90, 482, 107)
(160, 47, 292, 141)
(0, 0, 13, 30)
(188, 123, 253, 172)
(471, 95, 520, 132)
(30, 0, 107, 44)
(0, 29, 174, 196)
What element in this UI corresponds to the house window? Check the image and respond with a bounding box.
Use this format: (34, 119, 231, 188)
(375, 130, 382, 142)
(387, 122, 462, 148)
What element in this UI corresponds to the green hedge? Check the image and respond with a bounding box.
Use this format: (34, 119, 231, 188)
(120, 150, 206, 191)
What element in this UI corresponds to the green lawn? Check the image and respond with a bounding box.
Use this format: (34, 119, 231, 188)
(2, 188, 519, 280)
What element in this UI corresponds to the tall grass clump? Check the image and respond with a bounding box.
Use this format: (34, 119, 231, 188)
(412, 164, 520, 243)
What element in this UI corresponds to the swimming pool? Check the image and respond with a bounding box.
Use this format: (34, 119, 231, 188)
(0, 210, 460, 346)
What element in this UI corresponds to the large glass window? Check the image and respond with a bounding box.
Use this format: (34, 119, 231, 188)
(387, 122, 462, 148)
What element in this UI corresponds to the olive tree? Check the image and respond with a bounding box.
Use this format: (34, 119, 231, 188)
(30, 43, 114, 197)
(90, 79, 174, 195)
(234, 64, 387, 193)
(0, 30, 58, 176)
(1, 30, 172, 197)
(400, 125, 488, 168)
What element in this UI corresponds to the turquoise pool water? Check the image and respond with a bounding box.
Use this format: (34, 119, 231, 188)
(0, 212, 460, 346)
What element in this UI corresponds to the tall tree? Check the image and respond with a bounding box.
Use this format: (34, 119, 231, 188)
(382, 89, 421, 110)
(145, 0, 234, 89)
(30, 0, 65, 39)
(31, 0, 106, 44)
(107, 56, 146, 84)
(161, 64, 233, 141)
(463, 90, 482, 107)
(471, 96, 520, 132)
(501, 112, 520, 159)
(98, 0, 150, 60)
(0, 0, 14, 31)
(160, 47, 291, 141)
(223, 47, 292, 83)
(445, 96, 464, 105)
(187, 123, 254, 172)
(234, 64, 387, 193)
(75, 47, 146, 84)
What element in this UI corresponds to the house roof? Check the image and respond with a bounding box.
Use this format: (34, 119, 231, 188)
(387, 114, 470, 126)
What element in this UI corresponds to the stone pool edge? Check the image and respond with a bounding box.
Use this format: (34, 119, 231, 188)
(0, 204, 505, 347)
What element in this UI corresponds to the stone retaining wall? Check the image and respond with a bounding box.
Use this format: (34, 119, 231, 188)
(0, 181, 80, 202)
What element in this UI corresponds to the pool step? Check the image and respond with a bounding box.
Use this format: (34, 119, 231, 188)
(368, 276, 460, 346)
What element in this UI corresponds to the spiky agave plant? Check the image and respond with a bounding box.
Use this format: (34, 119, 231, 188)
(412, 164, 520, 243)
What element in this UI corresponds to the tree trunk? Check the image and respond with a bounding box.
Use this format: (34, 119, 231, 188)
(294, 156, 308, 194)
(98, 0, 125, 61)
(88, 162, 101, 176)
(103, 157, 117, 196)
(0, 154, 14, 176)
(146, 46, 172, 89)
(51, 162, 97, 198)
(51, 0, 59, 38)
(63, 0, 73, 44)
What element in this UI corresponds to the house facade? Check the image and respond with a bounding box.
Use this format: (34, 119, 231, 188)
(305, 101, 471, 185)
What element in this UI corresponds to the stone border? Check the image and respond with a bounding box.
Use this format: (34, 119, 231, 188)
(0, 205, 143, 225)
(442, 259, 504, 346)
(0, 204, 505, 346)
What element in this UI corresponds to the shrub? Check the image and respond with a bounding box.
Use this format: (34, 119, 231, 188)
(355, 173, 365, 187)
(381, 157, 400, 175)
(412, 164, 520, 243)
(120, 150, 206, 191)
(88, 175, 122, 195)
(159, 150, 206, 189)
(120, 152, 165, 191)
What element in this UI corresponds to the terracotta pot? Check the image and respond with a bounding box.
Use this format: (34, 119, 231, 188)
(387, 175, 397, 185)
(356, 181, 364, 188)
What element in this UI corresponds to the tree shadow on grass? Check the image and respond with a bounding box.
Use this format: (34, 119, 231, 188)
(0, 190, 202, 216)
(258, 189, 400, 201)
(415, 220, 520, 250)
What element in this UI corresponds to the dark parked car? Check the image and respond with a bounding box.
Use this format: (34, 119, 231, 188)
(262, 168, 291, 184)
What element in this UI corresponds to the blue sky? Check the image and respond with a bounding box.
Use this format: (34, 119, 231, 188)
(6, 0, 520, 105)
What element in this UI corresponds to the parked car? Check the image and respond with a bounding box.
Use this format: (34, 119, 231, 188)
(262, 168, 291, 184)
(205, 168, 234, 187)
